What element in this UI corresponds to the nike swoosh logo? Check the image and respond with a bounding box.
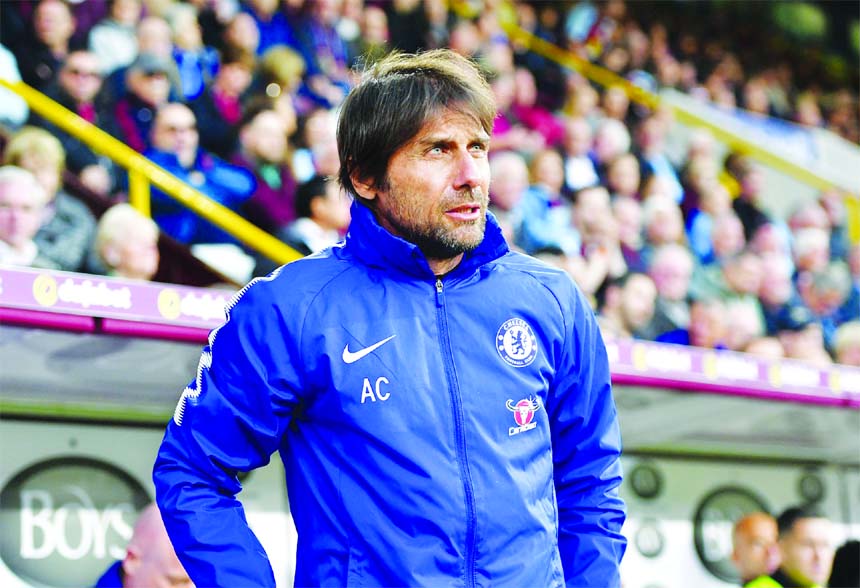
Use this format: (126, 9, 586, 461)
(342, 335, 396, 364)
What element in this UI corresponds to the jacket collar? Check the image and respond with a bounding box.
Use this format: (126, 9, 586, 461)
(344, 200, 508, 281)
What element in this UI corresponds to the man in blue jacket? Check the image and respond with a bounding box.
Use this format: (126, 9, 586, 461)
(154, 48, 627, 587)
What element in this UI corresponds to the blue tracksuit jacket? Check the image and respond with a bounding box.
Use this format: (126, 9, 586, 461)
(153, 201, 626, 587)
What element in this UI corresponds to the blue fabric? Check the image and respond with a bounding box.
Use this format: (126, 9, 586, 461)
(154, 202, 627, 587)
(94, 561, 123, 587)
(145, 148, 254, 244)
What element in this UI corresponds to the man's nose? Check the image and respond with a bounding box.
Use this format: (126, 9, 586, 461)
(453, 149, 484, 191)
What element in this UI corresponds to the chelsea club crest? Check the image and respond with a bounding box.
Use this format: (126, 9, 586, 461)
(496, 318, 538, 368)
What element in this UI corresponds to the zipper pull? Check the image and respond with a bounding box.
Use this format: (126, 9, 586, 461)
(435, 277, 444, 307)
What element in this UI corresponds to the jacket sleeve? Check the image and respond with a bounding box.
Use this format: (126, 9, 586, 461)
(547, 281, 627, 587)
(153, 279, 302, 587)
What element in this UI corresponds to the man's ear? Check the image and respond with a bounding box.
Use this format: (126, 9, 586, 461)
(350, 173, 378, 201)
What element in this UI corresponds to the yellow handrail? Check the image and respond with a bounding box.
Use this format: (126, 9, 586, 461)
(0, 78, 304, 265)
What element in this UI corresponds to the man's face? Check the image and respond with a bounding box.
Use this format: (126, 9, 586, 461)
(0, 179, 45, 248)
(129, 70, 171, 107)
(362, 108, 491, 263)
(732, 516, 779, 581)
(35, 0, 74, 47)
(152, 105, 199, 167)
(780, 517, 835, 586)
(243, 111, 287, 163)
(59, 52, 103, 104)
(620, 274, 656, 330)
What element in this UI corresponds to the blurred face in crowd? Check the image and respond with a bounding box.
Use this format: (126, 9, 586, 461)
(224, 13, 260, 54)
(15, 152, 62, 199)
(59, 51, 103, 104)
(350, 108, 490, 273)
(779, 517, 834, 587)
(732, 513, 779, 582)
(645, 199, 684, 246)
(725, 301, 763, 351)
(137, 17, 173, 58)
(574, 186, 611, 236)
(34, 0, 75, 49)
(779, 323, 826, 363)
(751, 223, 789, 258)
(758, 256, 794, 308)
(513, 68, 538, 108)
(689, 299, 727, 348)
(128, 69, 171, 107)
(607, 154, 640, 197)
(563, 117, 592, 157)
(531, 149, 565, 194)
(612, 196, 642, 247)
(0, 172, 47, 250)
(711, 213, 745, 259)
(620, 273, 657, 331)
(103, 219, 160, 281)
(152, 104, 199, 168)
(649, 247, 692, 302)
(699, 183, 731, 216)
(111, 0, 143, 26)
(602, 86, 629, 120)
(216, 62, 253, 98)
(489, 152, 528, 212)
(636, 117, 665, 154)
(849, 244, 860, 278)
(724, 253, 763, 296)
(241, 110, 288, 164)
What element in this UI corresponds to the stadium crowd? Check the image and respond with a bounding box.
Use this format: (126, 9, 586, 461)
(0, 0, 858, 367)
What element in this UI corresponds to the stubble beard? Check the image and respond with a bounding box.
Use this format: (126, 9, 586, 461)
(381, 189, 488, 261)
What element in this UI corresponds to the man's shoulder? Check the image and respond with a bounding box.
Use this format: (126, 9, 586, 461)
(230, 249, 352, 312)
(492, 251, 580, 300)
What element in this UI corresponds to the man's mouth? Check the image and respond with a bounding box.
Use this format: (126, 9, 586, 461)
(444, 204, 482, 221)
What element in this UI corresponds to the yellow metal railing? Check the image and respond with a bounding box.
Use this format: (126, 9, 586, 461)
(454, 0, 860, 243)
(0, 78, 304, 265)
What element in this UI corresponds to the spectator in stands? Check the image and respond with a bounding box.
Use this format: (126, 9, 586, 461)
(725, 154, 771, 241)
(777, 307, 833, 367)
(114, 53, 175, 152)
(510, 67, 565, 148)
(166, 3, 219, 102)
(792, 228, 831, 276)
(0, 44, 29, 129)
(797, 261, 855, 352)
(190, 47, 256, 159)
(94, 503, 191, 588)
(600, 85, 631, 124)
(222, 12, 261, 57)
(747, 506, 834, 588)
(15, 0, 79, 91)
(241, 0, 300, 56)
(612, 195, 646, 272)
(640, 194, 686, 266)
(278, 175, 350, 257)
(669, 296, 728, 348)
(724, 297, 766, 352)
(516, 148, 579, 257)
(834, 321, 860, 367)
(591, 118, 631, 176)
(291, 106, 338, 183)
(489, 70, 545, 156)
(842, 243, 860, 323)
(759, 254, 802, 336)
(606, 153, 641, 200)
(104, 16, 178, 101)
(88, 0, 143, 76)
(687, 183, 732, 264)
(560, 116, 600, 193)
(145, 103, 254, 245)
(0, 166, 56, 269)
(295, 0, 352, 109)
(634, 115, 684, 204)
(645, 243, 694, 339)
(92, 203, 159, 281)
(32, 49, 122, 195)
(598, 272, 657, 340)
(818, 189, 850, 262)
(232, 102, 298, 235)
(3, 127, 96, 272)
(731, 512, 779, 587)
(487, 150, 528, 247)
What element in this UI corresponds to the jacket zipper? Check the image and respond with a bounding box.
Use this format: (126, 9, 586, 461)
(435, 278, 477, 588)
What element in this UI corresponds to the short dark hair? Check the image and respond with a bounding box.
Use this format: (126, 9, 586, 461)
(777, 505, 826, 537)
(295, 175, 330, 219)
(337, 49, 496, 201)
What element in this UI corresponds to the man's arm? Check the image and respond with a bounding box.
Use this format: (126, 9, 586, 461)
(153, 278, 301, 587)
(547, 281, 627, 587)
